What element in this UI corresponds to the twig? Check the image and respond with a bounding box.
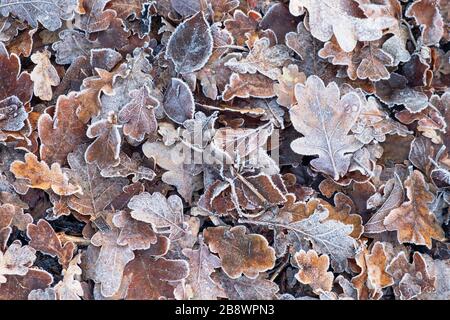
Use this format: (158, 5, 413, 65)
(270, 254, 290, 282)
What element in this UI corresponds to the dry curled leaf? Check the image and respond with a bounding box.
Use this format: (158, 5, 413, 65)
(273, 64, 306, 108)
(225, 37, 292, 80)
(223, 72, 275, 101)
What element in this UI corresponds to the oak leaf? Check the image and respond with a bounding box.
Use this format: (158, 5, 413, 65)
(66, 144, 128, 217)
(214, 273, 279, 300)
(53, 254, 84, 300)
(118, 85, 158, 142)
(225, 37, 292, 80)
(273, 64, 306, 108)
(10, 153, 81, 196)
(0, 43, 33, 104)
(127, 192, 188, 239)
(222, 72, 275, 101)
(90, 228, 135, 297)
(85, 113, 121, 170)
(100, 152, 155, 183)
(294, 249, 334, 294)
(37, 94, 88, 165)
(74, 68, 116, 123)
(30, 50, 60, 101)
(243, 203, 355, 272)
(204, 225, 276, 279)
(0, 0, 77, 31)
(374, 73, 429, 113)
(0, 269, 52, 300)
(176, 242, 226, 300)
(0, 240, 36, 283)
(290, 75, 363, 180)
(122, 250, 189, 300)
(387, 251, 436, 300)
(365, 172, 404, 234)
(112, 210, 157, 251)
(405, 0, 444, 46)
(289, 0, 396, 52)
(26, 219, 75, 267)
(384, 170, 445, 249)
(351, 242, 394, 300)
(0, 96, 28, 132)
(224, 9, 276, 47)
(319, 39, 393, 81)
(76, 0, 116, 33)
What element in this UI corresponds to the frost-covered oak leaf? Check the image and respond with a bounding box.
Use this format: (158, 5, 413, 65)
(384, 170, 445, 249)
(288, 0, 396, 52)
(290, 75, 363, 180)
(204, 225, 276, 279)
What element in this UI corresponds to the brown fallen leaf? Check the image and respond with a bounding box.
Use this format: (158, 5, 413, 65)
(118, 85, 158, 142)
(30, 50, 60, 101)
(351, 241, 394, 300)
(122, 249, 189, 300)
(384, 170, 445, 249)
(38, 93, 88, 165)
(273, 64, 306, 108)
(112, 210, 157, 251)
(27, 219, 75, 268)
(294, 249, 334, 294)
(89, 228, 135, 298)
(10, 153, 81, 196)
(85, 112, 121, 170)
(222, 72, 275, 101)
(387, 251, 436, 300)
(406, 0, 444, 46)
(175, 242, 226, 300)
(204, 225, 276, 279)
